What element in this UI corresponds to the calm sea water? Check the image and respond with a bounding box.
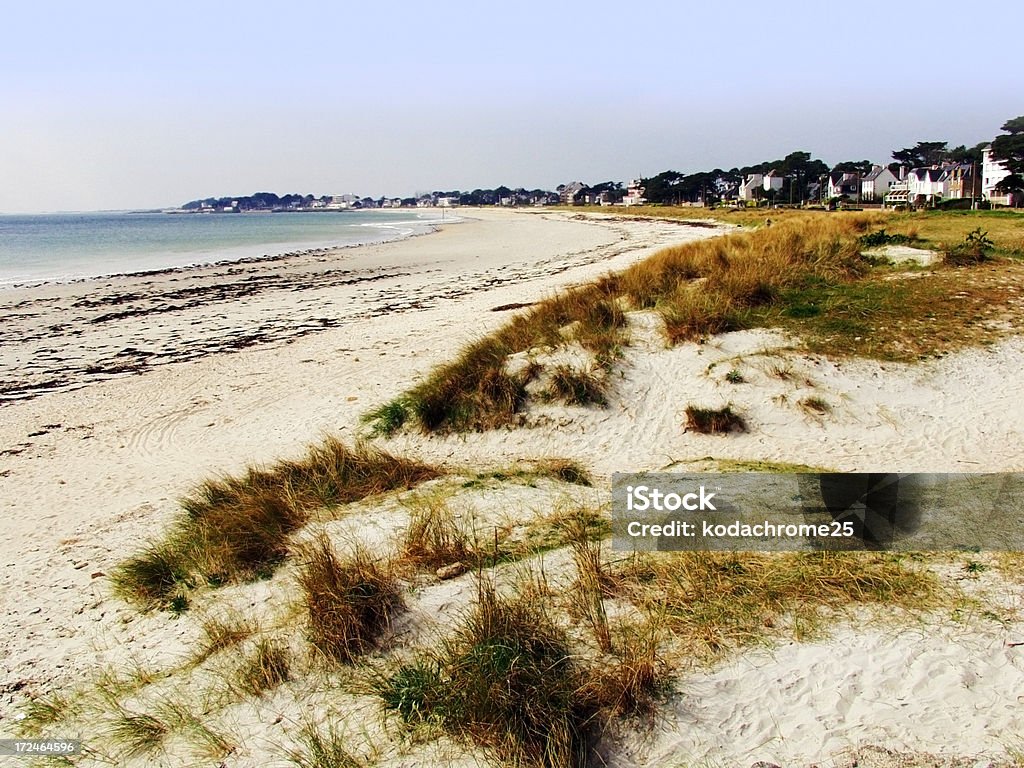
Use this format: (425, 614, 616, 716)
(0, 209, 448, 287)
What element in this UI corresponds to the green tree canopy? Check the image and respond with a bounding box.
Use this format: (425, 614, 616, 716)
(832, 160, 873, 175)
(892, 141, 948, 168)
(991, 116, 1024, 177)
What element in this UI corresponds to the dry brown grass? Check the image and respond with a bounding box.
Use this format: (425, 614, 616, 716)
(566, 513, 613, 654)
(236, 638, 291, 696)
(114, 439, 439, 608)
(364, 282, 626, 434)
(368, 210, 1024, 433)
(610, 551, 940, 661)
(684, 404, 746, 434)
(400, 491, 473, 571)
(297, 535, 403, 664)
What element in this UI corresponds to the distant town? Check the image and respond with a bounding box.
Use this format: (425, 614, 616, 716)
(175, 129, 1022, 214)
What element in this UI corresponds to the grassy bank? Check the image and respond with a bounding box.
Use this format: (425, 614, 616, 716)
(366, 210, 1024, 435)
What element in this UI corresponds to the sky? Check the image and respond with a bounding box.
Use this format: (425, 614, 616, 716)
(2, 0, 1022, 212)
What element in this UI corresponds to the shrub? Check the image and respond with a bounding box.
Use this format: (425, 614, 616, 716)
(945, 227, 995, 265)
(684, 404, 746, 434)
(377, 582, 595, 768)
(298, 536, 402, 664)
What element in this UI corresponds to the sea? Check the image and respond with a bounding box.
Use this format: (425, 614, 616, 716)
(0, 209, 450, 288)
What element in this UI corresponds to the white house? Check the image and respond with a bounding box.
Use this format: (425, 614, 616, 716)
(762, 169, 785, 193)
(982, 144, 1013, 205)
(622, 179, 646, 206)
(906, 168, 946, 203)
(738, 174, 763, 201)
(860, 165, 898, 202)
(826, 171, 859, 200)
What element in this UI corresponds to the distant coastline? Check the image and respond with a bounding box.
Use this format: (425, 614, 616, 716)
(0, 208, 450, 289)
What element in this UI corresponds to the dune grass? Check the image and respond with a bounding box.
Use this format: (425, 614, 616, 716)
(107, 709, 171, 759)
(288, 721, 366, 768)
(364, 281, 626, 434)
(375, 570, 668, 768)
(112, 439, 439, 609)
(365, 214, 873, 434)
(799, 395, 832, 415)
(462, 457, 592, 488)
(684, 404, 746, 434)
(375, 579, 597, 768)
(192, 614, 258, 667)
(297, 535, 403, 664)
(364, 210, 1024, 435)
(610, 551, 940, 661)
(543, 365, 608, 406)
(401, 491, 473, 571)
(566, 514, 613, 654)
(236, 638, 291, 696)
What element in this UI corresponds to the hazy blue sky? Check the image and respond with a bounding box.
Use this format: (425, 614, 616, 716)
(3, 1, 1021, 212)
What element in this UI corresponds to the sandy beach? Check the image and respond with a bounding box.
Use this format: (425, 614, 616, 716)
(1, 208, 1022, 767)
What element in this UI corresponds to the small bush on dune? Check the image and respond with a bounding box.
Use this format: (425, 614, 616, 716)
(376, 581, 595, 768)
(945, 227, 995, 265)
(544, 365, 607, 407)
(684, 404, 746, 434)
(298, 535, 402, 664)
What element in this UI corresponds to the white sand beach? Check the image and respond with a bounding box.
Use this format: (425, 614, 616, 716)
(1, 208, 1022, 767)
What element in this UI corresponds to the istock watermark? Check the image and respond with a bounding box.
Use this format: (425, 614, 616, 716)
(611, 472, 1024, 552)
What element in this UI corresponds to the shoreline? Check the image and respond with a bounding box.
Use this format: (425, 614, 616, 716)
(0, 209, 627, 402)
(0, 208, 453, 291)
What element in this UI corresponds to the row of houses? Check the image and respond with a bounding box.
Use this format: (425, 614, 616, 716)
(881, 147, 1014, 206)
(735, 152, 1015, 208)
